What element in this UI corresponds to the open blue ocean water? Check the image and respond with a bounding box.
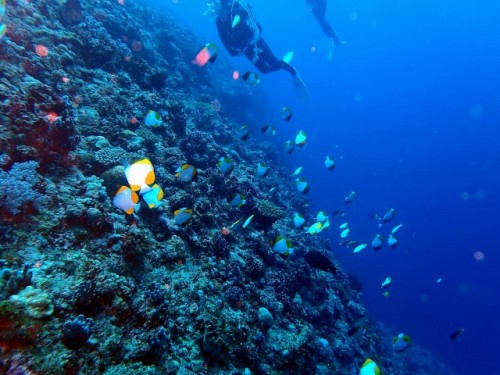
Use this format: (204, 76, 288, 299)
(154, 1, 500, 373)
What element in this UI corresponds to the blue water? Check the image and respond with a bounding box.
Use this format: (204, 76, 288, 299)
(153, 1, 500, 373)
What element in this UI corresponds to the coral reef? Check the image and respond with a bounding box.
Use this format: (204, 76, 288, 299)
(0, 0, 455, 374)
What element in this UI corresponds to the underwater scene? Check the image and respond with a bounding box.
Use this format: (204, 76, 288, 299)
(1, 0, 499, 374)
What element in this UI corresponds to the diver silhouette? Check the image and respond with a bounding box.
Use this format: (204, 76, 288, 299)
(211, 0, 308, 97)
(306, 0, 344, 59)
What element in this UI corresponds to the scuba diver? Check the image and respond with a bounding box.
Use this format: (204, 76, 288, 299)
(306, 0, 344, 59)
(209, 0, 308, 97)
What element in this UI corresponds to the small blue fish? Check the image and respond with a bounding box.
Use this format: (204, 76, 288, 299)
(392, 333, 411, 353)
(344, 191, 357, 204)
(242, 71, 260, 85)
(293, 212, 305, 228)
(261, 125, 276, 136)
(281, 106, 292, 122)
(371, 234, 383, 250)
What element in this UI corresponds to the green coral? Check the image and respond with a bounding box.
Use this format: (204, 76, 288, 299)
(256, 199, 285, 222)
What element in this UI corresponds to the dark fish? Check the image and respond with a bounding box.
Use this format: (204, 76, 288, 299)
(347, 325, 366, 337)
(304, 250, 337, 274)
(450, 328, 464, 340)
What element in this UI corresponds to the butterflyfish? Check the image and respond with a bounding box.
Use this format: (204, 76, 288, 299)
(295, 130, 307, 148)
(144, 110, 163, 128)
(125, 158, 155, 194)
(295, 178, 309, 193)
(173, 207, 193, 225)
(237, 124, 250, 140)
(261, 125, 276, 136)
(293, 212, 305, 228)
(256, 162, 269, 177)
(359, 358, 380, 375)
(281, 106, 292, 121)
(217, 157, 234, 174)
(273, 236, 294, 256)
(316, 211, 328, 222)
(387, 234, 398, 248)
(325, 155, 336, 171)
(113, 186, 140, 215)
(284, 140, 295, 154)
(371, 234, 383, 250)
(141, 183, 164, 208)
(228, 193, 246, 208)
(175, 164, 197, 182)
(393, 333, 411, 353)
(242, 71, 260, 85)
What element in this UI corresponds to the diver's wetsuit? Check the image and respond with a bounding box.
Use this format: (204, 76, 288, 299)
(216, 0, 297, 77)
(306, 0, 341, 45)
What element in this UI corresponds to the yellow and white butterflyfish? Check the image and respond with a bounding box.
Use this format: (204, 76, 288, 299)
(173, 207, 193, 226)
(325, 155, 336, 171)
(217, 157, 234, 174)
(281, 106, 292, 122)
(175, 164, 197, 182)
(371, 234, 383, 250)
(295, 130, 307, 148)
(144, 110, 163, 128)
(113, 186, 140, 215)
(237, 124, 250, 140)
(256, 162, 269, 177)
(387, 233, 398, 248)
(316, 211, 329, 222)
(295, 178, 309, 194)
(359, 358, 380, 375)
(307, 221, 323, 235)
(293, 212, 305, 228)
(282, 51, 294, 64)
(292, 167, 303, 176)
(273, 236, 294, 256)
(228, 193, 246, 208)
(344, 191, 357, 204)
(393, 333, 411, 353)
(284, 140, 295, 154)
(141, 183, 164, 208)
(242, 214, 254, 229)
(125, 158, 155, 194)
